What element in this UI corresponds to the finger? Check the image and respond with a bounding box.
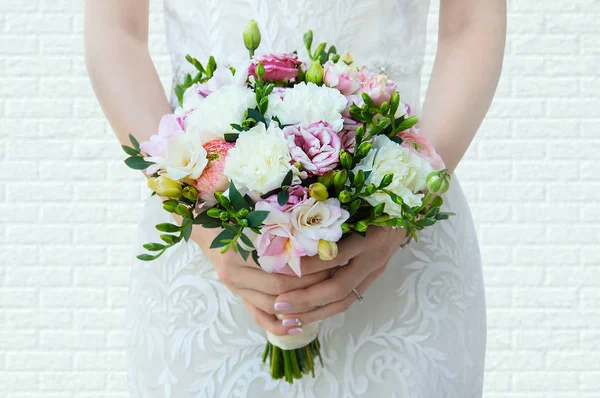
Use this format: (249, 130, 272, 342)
(230, 287, 277, 315)
(300, 233, 373, 275)
(243, 300, 293, 336)
(281, 267, 385, 327)
(275, 257, 377, 311)
(217, 265, 330, 295)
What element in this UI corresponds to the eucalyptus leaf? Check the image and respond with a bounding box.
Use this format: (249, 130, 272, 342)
(124, 156, 151, 170)
(238, 247, 250, 262)
(122, 145, 139, 156)
(277, 190, 289, 207)
(182, 222, 192, 242)
(210, 229, 238, 249)
(239, 233, 255, 249)
(229, 182, 248, 211)
(282, 170, 293, 186)
(246, 210, 269, 228)
(129, 133, 140, 151)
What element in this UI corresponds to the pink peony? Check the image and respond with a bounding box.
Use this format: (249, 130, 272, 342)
(323, 60, 361, 95)
(194, 139, 235, 202)
(254, 201, 311, 276)
(398, 129, 446, 170)
(283, 122, 341, 176)
(360, 73, 397, 107)
(248, 52, 301, 82)
(264, 185, 308, 212)
(139, 114, 185, 158)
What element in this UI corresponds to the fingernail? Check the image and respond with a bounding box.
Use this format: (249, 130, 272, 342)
(282, 318, 301, 327)
(287, 327, 303, 335)
(274, 302, 293, 311)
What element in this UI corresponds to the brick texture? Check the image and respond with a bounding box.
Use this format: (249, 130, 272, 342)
(1, 0, 598, 396)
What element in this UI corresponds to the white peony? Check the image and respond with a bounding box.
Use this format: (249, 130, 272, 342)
(353, 135, 433, 217)
(145, 134, 208, 181)
(266, 82, 347, 131)
(224, 123, 295, 195)
(185, 85, 256, 142)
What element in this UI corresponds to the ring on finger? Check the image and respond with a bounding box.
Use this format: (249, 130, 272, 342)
(352, 288, 364, 303)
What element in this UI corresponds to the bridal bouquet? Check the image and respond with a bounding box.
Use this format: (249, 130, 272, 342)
(122, 20, 453, 383)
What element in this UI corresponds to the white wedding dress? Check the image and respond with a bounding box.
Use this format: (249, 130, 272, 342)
(125, 1, 487, 397)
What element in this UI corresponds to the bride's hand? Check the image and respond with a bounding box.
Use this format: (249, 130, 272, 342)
(273, 227, 409, 329)
(190, 225, 330, 334)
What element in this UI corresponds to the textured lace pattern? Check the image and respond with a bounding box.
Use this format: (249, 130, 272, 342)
(126, 1, 486, 396)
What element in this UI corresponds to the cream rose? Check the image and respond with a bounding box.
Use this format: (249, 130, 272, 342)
(144, 134, 208, 181)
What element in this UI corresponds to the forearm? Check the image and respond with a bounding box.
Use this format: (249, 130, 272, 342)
(420, 3, 506, 173)
(84, 4, 171, 144)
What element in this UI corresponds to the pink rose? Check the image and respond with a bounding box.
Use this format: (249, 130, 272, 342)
(360, 73, 397, 107)
(254, 201, 311, 276)
(283, 122, 341, 176)
(264, 185, 308, 212)
(398, 129, 446, 170)
(323, 60, 361, 95)
(248, 52, 301, 82)
(139, 114, 185, 158)
(194, 139, 235, 203)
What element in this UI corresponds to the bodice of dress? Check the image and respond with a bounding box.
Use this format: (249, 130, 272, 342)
(163, 0, 431, 112)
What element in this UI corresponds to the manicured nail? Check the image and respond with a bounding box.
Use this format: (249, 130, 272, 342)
(274, 302, 293, 311)
(282, 318, 301, 327)
(287, 327, 303, 335)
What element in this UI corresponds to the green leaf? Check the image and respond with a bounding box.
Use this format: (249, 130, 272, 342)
(122, 145, 139, 156)
(246, 210, 269, 228)
(160, 234, 180, 245)
(238, 247, 250, 262)
(230, 124, 244, 132)
(143, 243, 166, 251)
(156, 223, 181, 233)
(389, 135, 403, 145)
(182, 222, 192, 242)
(129, 133, 140, 151)
(247, 108, 265, 125)
(251, 250, 261, 267)
(137, 253, 159, 261)
(430, 196, 444, 208)
(224, 132, 239, 142)
(193, 210, 221, 228)
(124, 156, 151, 170)
(418, 218, 436, 227)
(175, 204, 193, 219)
(277, 190, 289, 207)
(239, 233, 255, 249)
(282, 169, 293, 186)
(393, 115, 419, 134)
(210, 229, 238, 249)
(229, 182, 248, 211)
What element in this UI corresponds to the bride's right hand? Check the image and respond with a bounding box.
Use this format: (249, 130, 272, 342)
(190, 225, 330, 330)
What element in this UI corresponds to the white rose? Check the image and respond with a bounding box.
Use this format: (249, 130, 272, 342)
(145, 134, 208, 181)
(224, 123, 294, 195)
(266, 82, 347, 131)
(185, 85, 256, 142)
(353, 135, 433, 217)
(291, 198, 349, 247)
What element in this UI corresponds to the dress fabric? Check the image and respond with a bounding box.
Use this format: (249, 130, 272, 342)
(125, 1, 487, 397)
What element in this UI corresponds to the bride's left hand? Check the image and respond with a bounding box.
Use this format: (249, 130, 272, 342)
(245, 227, 409, 334)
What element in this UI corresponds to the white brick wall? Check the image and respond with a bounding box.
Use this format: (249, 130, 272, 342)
(0, 0, 598, 396)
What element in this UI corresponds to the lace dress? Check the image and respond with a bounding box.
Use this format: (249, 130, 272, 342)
(125, 1, 487, 396)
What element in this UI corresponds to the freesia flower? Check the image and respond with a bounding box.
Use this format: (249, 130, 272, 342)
(283, 122, 342, 176)
(224, 123, 300, 195)
(398, 129, 445, 170)
(290, 198, 349, 244)
(266, 82, 347, 131)
(353, 135, 433, 216)
(139, 114, 185, 158)
(144, 134, 208, 181)
(185, 85, 256, 142)
(194, 139, 235, 203)
(248, 52, 301, 81)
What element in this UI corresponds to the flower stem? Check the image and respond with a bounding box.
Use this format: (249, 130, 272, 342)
(262, 338, 322, 383)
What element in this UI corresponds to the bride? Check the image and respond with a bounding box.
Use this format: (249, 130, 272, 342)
(85, 1, 505, 397)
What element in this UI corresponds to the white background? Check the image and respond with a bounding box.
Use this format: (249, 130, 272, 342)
(1, 0, 599, 396)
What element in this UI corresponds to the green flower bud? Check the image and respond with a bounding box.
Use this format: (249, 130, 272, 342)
(426, 169, 451, 194)
(353, 169, 365, 187)
(162, 199, 178, 213)
(219, 211, 229, 221)
(380, 101, 389, 114)
(207, 208, 222, 218)
(389, 92, 400, 116)
(239, 219, 249, 228)
(365, 183, 377, 195)
(243, 20, 261, 54)
(339, 150, 353, 169)
(341, 222, 351, 234)
(338, 190, 352, 204)
(333, 170, 348, 191)
(175, 204, 193, 219)
(355, 220, 368, 232)
(182, 185, 199, 202)
(373, 214, 390, 223)
(303, 30, 314, 54)
(317, 170, 335, 187)
(348, 199, 361, 214)
(379, 173, 394, 189)
(148, 176, 182, 199)
(372, 203, 385, 217)
(309, 182, 329, 202)
(305, 61, 324, 85)
(237, 208, 250, 218)
(355, 124, 365, 142)
(255, 62, 265, 79)
(214, 192, 231, 209)
(357, 142, 372, 158)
